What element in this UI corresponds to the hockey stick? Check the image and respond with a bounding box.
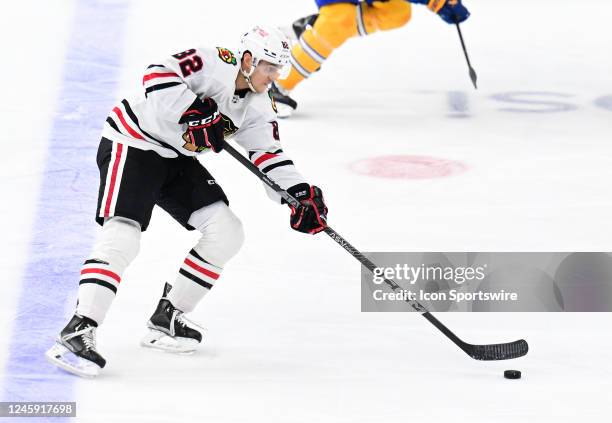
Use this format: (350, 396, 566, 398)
(456, 23, 478, 89)
(223, 141, 528, 361)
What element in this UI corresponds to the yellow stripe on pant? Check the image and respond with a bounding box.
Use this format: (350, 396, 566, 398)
(279, 0, 412, 91)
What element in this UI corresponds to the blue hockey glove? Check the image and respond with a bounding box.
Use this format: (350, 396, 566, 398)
(411, 0, 471, 24)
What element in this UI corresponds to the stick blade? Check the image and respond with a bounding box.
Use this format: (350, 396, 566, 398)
(467, 339, 528, 361)
(469, 67, 478, 89)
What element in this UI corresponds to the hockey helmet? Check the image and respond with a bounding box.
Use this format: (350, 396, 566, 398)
(238, 26, 291, 80)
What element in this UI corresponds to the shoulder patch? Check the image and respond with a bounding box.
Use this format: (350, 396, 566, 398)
(268, 90, 278, 114)
(216, 47, 237, 66)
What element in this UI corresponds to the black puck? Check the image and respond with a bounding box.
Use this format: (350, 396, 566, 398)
(504, 370, 521, 379)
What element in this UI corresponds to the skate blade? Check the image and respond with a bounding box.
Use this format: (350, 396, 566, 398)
(140, 329, 199, 355)
(45, 343, 101, 378)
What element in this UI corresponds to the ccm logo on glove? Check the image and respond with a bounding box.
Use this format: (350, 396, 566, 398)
(180, 97, 225, 153)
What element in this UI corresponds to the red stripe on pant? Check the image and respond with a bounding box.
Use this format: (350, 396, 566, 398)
(104, 143, 124, 217)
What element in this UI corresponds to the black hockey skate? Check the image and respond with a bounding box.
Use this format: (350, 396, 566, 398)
(270, 82, 298, 118)
(292, 13, 318, 40)
(280, 13, 318, 43)
(141, 284, 203, 354)
(45, 314, 106, 378)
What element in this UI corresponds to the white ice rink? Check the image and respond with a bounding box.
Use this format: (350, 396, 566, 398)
(1, 0, 611, 421)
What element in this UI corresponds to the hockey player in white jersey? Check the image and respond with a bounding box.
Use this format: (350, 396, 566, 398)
(46, 26, 328, 377)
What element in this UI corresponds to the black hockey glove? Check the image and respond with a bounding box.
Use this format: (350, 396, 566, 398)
(179, 97, 224, 153)
(287, 183, 328, 234)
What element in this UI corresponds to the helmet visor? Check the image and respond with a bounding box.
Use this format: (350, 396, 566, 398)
(258, 60, 291, 80)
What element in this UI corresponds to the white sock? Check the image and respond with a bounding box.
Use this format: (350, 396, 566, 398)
(167, 249, 222, 313)
(76, 217, 140, 324)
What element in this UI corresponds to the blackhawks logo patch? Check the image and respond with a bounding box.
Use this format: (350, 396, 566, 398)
(216, 47, 237, 66)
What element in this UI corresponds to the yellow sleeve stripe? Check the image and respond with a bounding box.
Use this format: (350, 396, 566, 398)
(427, 0, 448, 13)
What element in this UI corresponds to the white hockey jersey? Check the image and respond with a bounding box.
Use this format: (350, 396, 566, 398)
(101, 46, 305, 200)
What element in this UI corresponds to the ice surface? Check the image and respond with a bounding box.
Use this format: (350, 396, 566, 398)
(0, 0, 611, 422)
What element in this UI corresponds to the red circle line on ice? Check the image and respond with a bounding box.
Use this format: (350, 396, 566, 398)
(348, 155, 468, 180)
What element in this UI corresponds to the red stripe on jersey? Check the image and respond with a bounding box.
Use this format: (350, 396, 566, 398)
(254, 153, 278, 167)
(104, 143, 123, 217)
(112, 107, 144, 140)
(184, 258, 220, 280)
(142, 72, 179, 84)
(81, 268, 121, 283)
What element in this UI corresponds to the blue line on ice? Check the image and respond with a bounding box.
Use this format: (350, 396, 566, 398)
(1, 0, 129, 412)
